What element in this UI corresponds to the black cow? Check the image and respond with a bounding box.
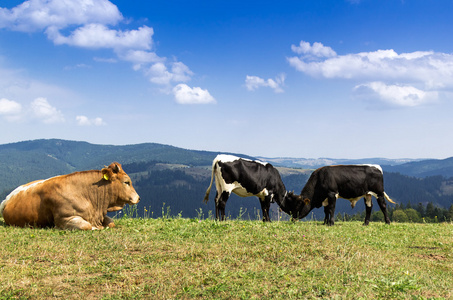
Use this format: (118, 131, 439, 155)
(203, 154, 287, 221)
(279, 165, 395, 225)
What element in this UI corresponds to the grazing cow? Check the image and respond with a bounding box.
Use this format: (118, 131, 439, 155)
(203, 154, 287, 221)
(279, 165, 395, 225)
(0, 162, 140, 230)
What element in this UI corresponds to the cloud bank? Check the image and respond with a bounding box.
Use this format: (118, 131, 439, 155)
(288, 40, 453, 107)
(0, 0, 214, 104)
(0, 0, 122, 32)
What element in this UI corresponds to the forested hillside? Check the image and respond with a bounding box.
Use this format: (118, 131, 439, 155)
(384, 157, 453, 178)
(0, 139, 237, 196)
(1, 139, 452, 220)
(120, 161, 453, 220)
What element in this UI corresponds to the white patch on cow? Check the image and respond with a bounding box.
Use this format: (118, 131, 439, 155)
(257, 188, 269, 200)
(336, 191, 378, 208)
(0, 179, 47, 216)
(214, 163, 269, 201)
(216, 154, 268, 166)
(230, 182, 253, 197)
(216, 154, 239, 163)
(358, 164, 383, 174)
(322, 198, 329, 207)
(64, 216, 95, 230)
(221, 180, 269, 200)
(364, 194, 373, 207)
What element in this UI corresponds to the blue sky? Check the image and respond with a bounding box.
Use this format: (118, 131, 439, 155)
(1, 0, 453, 159)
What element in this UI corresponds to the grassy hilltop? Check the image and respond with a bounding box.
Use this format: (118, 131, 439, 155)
(0, 217, 452, 299)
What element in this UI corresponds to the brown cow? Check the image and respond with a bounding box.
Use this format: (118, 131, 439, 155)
(0, 162, 140, 230)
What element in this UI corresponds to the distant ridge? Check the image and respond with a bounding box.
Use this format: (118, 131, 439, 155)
(259, 156, 453, 178)
(384, 157, 453, 178)
(0, 139, 250, 193)
(0, 139, 215, 169)
(258, 157, 423, 169)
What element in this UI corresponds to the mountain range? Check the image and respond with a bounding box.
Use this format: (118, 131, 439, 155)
(1, 139, 452, 220)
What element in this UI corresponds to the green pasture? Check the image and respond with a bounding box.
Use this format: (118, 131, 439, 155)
(0, 217, 451, 299)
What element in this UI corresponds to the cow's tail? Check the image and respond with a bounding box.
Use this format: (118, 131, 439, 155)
(384, 192, 396, 204)
(203, 158, 217, 204)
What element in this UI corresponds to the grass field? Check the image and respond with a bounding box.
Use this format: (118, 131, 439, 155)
(0, 217, 452, 299)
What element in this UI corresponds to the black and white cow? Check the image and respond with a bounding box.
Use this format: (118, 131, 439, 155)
(280, 165, 395, 225)
(203, 154, 287, 221)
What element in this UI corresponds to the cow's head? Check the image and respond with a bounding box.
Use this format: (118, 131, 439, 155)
(102, 162, 140, 211)
(281, 192, 312, 219)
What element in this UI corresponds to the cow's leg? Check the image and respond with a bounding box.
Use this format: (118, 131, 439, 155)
(102, 215, 115, 228)
(214, 191, 220, 220)
(260, 196, 272, 222)
(323, 205, 330, 225)
(376, 194, 391, 224)
(216, 191, 230, 221)
(58, 216, 93, 230)
(324, 193, 336, 226)
(322, 198, 330, 224)
(363, 194, 373, 225)
(323, 203, 330, 225)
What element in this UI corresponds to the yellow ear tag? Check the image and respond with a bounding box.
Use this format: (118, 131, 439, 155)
(103, 174, 109, 181)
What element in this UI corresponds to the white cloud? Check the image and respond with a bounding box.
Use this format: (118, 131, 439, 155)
(76, 115, 90, 126)
(0, 98, 22, 115)
(76, 115, 106, 126)
(288, 40, 453, 107)
(245, 74, 286, 93)
(47, 24, 154, 51)
(288, 42, 453, 85)
(1, 0, 212, 105)
(30, 97, 65, 123)
(354, 82, 438, 107)
(0, 65, 91, 123)
(0, 98, 22, 121)
(291, 41, 336, 58)
(172, 84, 216, 104)
(120, 50, 164, 70)
(0, 0, 122, 32)
(147, 62, 193, 86)
(171, 62, 194, 83)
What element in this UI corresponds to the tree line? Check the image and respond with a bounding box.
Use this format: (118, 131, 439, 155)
(341, 202, 453, 223)
(123, 166, 453, 223)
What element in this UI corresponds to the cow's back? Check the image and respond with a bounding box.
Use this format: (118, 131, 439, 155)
(1, 180, 54, 227)
(314, 165, 384, 199)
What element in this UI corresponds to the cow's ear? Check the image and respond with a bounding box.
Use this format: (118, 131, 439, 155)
(102, 167, 114, 181)
(303, 198, 310, 205)
(110, 162, 122, 174)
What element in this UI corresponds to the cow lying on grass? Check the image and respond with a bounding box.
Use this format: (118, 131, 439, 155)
(0, 162, 140, 230)
(280, 165, 395, 225)
(203, 154, 287, 221)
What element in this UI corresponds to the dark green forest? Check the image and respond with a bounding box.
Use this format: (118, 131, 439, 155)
(1, 139, 453, 222)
